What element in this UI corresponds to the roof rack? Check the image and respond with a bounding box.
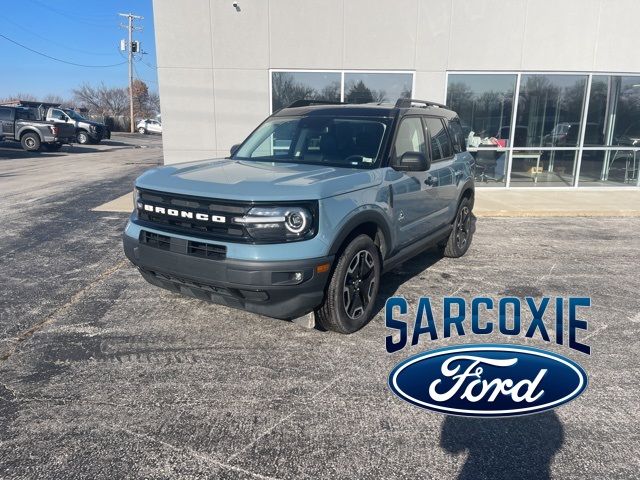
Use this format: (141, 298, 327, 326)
(286, 99, 346, 108)
(394, 98, 449, 109)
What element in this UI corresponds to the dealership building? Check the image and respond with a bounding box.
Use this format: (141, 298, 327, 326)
(153, 0, 640, 189)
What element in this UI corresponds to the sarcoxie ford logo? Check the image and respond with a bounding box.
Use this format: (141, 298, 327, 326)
(388, 344, 588, 417)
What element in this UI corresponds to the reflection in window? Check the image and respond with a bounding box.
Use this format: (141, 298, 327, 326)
(271, 72, 340, 111)
(510, 150, 577, 186)
(447, 74, 516, 147)
(394, 117, 425, 158)
(424, 117, 453, 160)
(344, 73, 412, 104)
(579, 150, 639, 186)
(472, 149, 508, 184)
(586, 76, 640, 147)
(515, 75, 587, 148)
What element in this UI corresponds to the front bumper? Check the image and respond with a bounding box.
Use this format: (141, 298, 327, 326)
(123, 232, 333, 320)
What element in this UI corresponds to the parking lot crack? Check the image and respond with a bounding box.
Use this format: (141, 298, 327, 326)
(112, 425, 283, 480)
(0, 259, 128, 364)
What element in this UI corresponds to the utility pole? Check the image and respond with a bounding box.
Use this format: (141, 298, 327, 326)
(119, 12, 143, 133)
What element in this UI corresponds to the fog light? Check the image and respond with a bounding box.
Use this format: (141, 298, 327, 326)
(293, 272, 303, 282)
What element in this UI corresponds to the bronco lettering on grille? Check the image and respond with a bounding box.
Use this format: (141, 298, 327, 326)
(139, 203, 226, 223)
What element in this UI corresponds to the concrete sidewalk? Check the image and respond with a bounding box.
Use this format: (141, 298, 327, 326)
(95, 188, 640, 217)
(475, 189, 640, 217)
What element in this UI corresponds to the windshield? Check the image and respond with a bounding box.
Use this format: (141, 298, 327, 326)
(64, 109, 89, 121)
(232, 116, 390, 169)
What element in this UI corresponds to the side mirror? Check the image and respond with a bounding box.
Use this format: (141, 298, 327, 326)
(229, 144, 241, 156)
(394, 151, 430, 172)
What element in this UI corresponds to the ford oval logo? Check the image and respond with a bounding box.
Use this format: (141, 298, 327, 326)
(388, 344, 588, 417)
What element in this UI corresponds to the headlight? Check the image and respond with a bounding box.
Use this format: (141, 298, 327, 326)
(133, 188, 140, 210)
(234, 205, 315, 242)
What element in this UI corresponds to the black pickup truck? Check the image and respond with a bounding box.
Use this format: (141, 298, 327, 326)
(0, 105, 76, 151)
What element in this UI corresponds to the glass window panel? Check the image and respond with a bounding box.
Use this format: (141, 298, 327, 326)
(447, 118, 466, 153)
(585, 75, 640, 147)
(446, 74, 516, 147)
(578, 150, 639, 186)
(515, 75, 587, 148)
(472, 149, 508, 187)
(424, 117, 453, 160)
(271, 72, 341, 111)
(510, 150, 578, 187)
(344, 72, 412, 104)
(394, 117, 426, 158)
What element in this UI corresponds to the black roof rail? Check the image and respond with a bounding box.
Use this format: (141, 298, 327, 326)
(395, 98, 449, 109)
(286, 99, 346, 108)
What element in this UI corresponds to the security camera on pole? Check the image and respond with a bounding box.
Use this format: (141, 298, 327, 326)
(119, 12, 143, 133)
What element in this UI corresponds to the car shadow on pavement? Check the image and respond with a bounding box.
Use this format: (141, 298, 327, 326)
(440, 411, 565, 480)
(373, 248, 444, 317)
(372, 213, 477, 319)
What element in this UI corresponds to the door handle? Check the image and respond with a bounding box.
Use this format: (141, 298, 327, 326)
(425, 175, 439, 187)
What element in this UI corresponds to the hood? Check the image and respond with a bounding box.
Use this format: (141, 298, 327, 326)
(82, 120, 105, 128)
(136, 159, 383, 201)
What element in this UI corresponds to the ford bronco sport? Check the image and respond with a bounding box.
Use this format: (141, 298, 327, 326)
(123, 99, 475, 333)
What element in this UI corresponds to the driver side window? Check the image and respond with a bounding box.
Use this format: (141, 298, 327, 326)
(394, 117, 426, 160)
(51, 109, 66, 121)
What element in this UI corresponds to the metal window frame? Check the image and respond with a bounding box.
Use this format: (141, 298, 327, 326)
(269, 68, 415, 114)
(444, 70, 640, 189)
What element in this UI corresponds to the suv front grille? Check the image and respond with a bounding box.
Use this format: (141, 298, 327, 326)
(188, 240, 226, 259)
(140, 231, 170, 250)
(140, 230, 228, 260)
(136, 188, 253, 242)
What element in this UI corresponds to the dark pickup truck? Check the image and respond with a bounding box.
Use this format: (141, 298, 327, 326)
(0, 105, 76, 151)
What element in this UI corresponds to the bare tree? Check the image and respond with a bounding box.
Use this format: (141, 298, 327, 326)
(148, 91, 161, 116)
(271, 72, 316, 110)
(73, 83, 129, 116)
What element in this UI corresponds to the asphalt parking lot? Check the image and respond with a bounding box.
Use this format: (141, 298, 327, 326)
(1, 137, 639, 479)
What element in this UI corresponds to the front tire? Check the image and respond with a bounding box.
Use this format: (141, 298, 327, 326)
(138, 127, 146, 134)
(315, 235, 381, 334)
(21, 132, 41, 152)
(77, 131, 90, 144)
(441, 197, 474, 258)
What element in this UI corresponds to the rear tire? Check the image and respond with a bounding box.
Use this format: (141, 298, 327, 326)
(21, 132, 41, 152)
(441, 197, 474, 258)
(315, 234, 381, 334)
(138, 127, 146, 134)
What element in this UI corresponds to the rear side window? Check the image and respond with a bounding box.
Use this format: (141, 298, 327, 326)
(424, 117, 453, 161)
(448, 118, 466, 153)
(0, 107, 12, 121)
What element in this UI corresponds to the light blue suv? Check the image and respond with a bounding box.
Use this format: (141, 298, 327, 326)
(123, 99, 475, 333)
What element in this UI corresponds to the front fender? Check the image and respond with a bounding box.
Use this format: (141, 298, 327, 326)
(326, 205, 393, 258)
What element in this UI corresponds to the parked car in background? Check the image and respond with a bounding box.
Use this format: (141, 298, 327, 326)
(45, 107, 110, 145)
(136, 119, 162, 135)
(0, 106, 75, 151)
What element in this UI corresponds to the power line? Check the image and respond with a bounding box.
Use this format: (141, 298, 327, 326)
(30, 0, 116, 29)
(0, 16, 120, 57)
(0, 33, 127, 68)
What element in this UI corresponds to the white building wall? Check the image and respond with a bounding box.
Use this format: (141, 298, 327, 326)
(153, 0, 640, 164)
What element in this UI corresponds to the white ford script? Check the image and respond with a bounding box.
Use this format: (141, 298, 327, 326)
(428, 355, 547, 403)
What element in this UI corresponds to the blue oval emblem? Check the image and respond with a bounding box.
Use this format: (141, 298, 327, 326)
(388, 344, 588, 417)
